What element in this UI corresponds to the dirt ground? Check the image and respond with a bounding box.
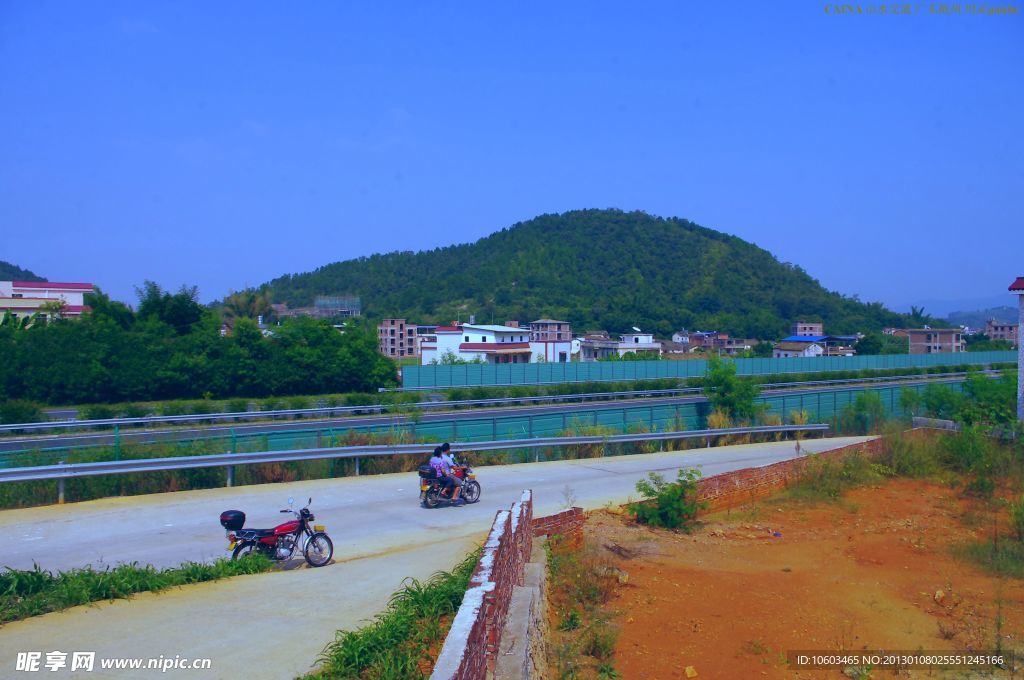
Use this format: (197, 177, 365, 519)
(581, 479, 1024, 679)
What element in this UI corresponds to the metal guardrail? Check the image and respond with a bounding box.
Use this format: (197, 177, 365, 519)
(0, 424, 830, 483)
(0, 371, 993, 434)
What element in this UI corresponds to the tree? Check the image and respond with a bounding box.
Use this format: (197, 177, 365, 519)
(38, 299, 67, 322)
(854, 333, 882, 356)
(702, 355, 760, 421)
(223, 289, 272, 323)
(751, 341, 773, 358)
(136, 281, 205, 335)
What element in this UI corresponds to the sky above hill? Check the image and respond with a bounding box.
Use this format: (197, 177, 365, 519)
(1, 2, 1021, 312)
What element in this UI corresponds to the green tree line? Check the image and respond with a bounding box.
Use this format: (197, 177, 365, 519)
(0, 283, 396, 405)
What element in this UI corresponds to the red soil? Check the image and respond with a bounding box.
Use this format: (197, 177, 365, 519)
(584, 480, 1024, 679)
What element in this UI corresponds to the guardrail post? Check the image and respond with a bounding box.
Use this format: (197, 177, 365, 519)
(355, 457, 360, 476)
(226, 451, 234, 488)
(57, 461, 65, 504)
(114, 425, 121, 461)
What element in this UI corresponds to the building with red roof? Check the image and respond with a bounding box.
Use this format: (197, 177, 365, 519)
(0, 280, 94, 322)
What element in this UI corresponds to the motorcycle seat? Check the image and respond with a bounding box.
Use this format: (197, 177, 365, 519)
(237, 529, 275, 538)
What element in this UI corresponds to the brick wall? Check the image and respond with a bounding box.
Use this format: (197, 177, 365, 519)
(696, 438, 883, 512)
(532, 506, 584, 540)
(432, 490, 534, 680)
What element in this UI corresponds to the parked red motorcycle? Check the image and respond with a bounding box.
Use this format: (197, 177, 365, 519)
(220, 497, 334, 567)
(418, 461, 482, 508)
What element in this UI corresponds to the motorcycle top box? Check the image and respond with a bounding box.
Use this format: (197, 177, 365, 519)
(220, 510, 245, 531)
(417, 463, 436, 479)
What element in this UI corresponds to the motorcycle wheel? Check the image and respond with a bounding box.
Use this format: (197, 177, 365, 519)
(231, 542, 257, 561)
(304, 533, 334, 567)
(424, 486, 441, 509)
(462, 481, 481, 504)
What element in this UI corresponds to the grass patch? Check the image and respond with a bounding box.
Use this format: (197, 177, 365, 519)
(952, 540, 1024, 579)
(546, 534, 624, 679)
(786, 451, 888, 503)
(0, 554, 273, 624)
(307, 549, 479, 679)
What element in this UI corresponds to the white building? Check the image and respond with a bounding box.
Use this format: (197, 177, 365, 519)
(579, 330, 662, 361)
(773, 341, 824, 358)
(0, 280, 94, 321)
(420, 323, 571, 364)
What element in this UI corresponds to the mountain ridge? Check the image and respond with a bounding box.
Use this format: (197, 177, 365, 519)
(0, 261, 46, 282)
(260, 209, 915, 338)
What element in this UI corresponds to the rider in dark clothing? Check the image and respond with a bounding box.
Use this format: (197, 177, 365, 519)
(429, 446, 463, 506)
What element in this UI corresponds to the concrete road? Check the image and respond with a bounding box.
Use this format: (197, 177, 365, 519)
(0, 436, 872, 679)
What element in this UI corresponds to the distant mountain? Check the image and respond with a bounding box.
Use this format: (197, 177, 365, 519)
(261, 209, 916, 339)
(897, 294, 1017, 318)
(0, 260, 45, 282)
(947, 306, 1018, 330)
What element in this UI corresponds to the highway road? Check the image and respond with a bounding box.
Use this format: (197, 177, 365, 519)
(0, 436, 872, 679)
(0, 376, 956, 454)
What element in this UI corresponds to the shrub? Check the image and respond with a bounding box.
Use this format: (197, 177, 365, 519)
(963, 476, 995, 499)
(82, 404, 115, 422)
(558, 610, 582, 632)
(260, 398, 284, 412)
(789, 452, 884, 502)
(227, 398, 250, 413)
(119, 403, 150, 419)
(1010, 496, 1024, 542)
(580, 622, 619, 660)
(630, 468, 706, 531)
(0, 399, 43, 425)
(880, 430, 938, 478)
(158, 401, 187, 416)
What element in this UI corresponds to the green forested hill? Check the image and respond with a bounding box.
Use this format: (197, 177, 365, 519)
(263, 209, 912, 339)
(0, 261, 45, 282)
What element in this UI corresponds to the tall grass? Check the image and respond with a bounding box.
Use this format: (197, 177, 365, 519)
(546, 534, 623, 680)
(786, 451, 889, 503)
(307, 550, 479, 679)
(0, 554, 272, 624)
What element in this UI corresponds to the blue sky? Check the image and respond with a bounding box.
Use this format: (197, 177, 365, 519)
(1, 2, 1021, 313)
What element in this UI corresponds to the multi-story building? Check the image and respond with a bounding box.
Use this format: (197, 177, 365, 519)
(791, 320, 824, 337)
(529, 319, 573, 363)
(378, 318, 417, 359)
(420, 323, 534, 364)
(0, 280, 94, 322)
(985, 319, 1018, 347)
(904, 328, 965, 354)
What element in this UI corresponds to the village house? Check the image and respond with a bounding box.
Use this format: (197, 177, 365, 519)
(418, 319, 572, 364)
(985, 318, 1018, 347)
(0, 280, 94, 322)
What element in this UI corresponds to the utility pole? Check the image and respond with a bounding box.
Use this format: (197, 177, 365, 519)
(1012, 276, 1024, 422)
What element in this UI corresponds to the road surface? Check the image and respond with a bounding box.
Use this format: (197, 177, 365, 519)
(0, 436, 872, 679)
